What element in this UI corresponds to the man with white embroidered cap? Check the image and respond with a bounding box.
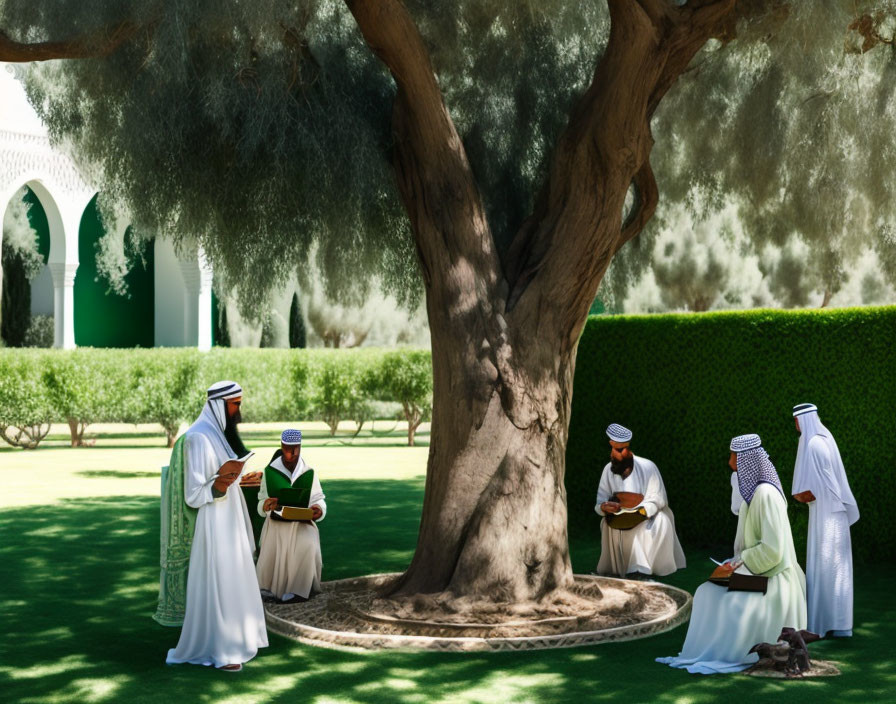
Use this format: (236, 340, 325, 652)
(792, 403, 859, 638)
(593, 423, 685, 578)
(161, 380, 268, 672)
(256, 429, 327, 604)
(657, 434, 806, 674)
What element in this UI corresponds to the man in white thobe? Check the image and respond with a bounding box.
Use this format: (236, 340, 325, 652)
(165, 381, 268, 671)
(256, 429, 327, 603)
(594, 423, 685, 578)
(792, 403, 859, 638)
(658, 434, 807, 674)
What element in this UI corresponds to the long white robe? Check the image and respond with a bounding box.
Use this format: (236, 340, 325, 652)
(255, 456, 326, 599)
(801, 435, 855, 636)
(594, 455, 686, 577)
(166, 431, 268, 668)
(657, 483, 807, 674)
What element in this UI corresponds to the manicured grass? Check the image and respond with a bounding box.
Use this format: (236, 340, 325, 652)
(1, 442, 892, 703)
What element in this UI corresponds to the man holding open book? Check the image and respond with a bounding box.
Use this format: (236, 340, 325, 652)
(162, 380, 268, 672)
(593, 423, 685, 578)
(256, 429, 326, 604)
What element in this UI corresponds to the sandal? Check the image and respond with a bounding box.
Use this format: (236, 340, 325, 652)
(218, 664, 243, 672)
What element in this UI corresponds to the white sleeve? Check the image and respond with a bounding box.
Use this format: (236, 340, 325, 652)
(183, 434, 218, 509)
(310, 474, 327, 521)
(595, 466, 612, 515)
(639, 461, 666, 518)
(257, 473, 270, 517)
(808, 437, 844, 509)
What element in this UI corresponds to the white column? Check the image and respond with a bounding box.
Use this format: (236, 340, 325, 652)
(178, 250, 213, 351)
(49, 262, 78, 349)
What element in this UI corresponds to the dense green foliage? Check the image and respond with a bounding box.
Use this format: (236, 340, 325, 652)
(2, 0, 610, 310)
(566, 307, 896, 564)
(370, 349, 433, 446)
(0, 245, 31, 347)
(0, 347, 432, 447)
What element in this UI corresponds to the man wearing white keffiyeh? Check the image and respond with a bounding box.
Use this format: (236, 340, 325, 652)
(792, 403, 859, 638)
(657, 434, 806, 674)
(161, 380, 268, 672)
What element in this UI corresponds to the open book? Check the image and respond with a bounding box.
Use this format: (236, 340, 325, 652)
(216, 451, 255, 478)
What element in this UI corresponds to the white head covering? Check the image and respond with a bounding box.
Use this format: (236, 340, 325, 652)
(205, 380, 243, 432)
(606, 423, 632, 443)
(184, 381, 244, 468)
(793, 405, 859, 525)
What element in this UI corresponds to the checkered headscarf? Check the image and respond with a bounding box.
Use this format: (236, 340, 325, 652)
(731, 434, 784, 504)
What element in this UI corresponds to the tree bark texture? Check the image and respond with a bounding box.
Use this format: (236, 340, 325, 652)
(348, 0, 735, 601)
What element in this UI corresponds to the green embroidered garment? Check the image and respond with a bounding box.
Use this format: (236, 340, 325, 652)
(153, 436, 197, 626)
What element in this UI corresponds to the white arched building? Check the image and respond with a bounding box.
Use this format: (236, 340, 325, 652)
(0, 64, 213, 349)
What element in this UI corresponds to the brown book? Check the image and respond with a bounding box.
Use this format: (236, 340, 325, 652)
(280, 506, 314, 521)
(728, 571, 768, 594)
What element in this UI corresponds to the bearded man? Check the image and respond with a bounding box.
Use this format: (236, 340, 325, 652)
(593, 423, 685, 578)
(157, 380, 268, 671)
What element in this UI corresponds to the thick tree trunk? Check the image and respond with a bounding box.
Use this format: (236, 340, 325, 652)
(392, 329, 576, 599)
(346, 0, 736, 603)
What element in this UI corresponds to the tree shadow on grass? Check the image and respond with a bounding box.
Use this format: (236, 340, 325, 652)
(1, 483, 892, 703)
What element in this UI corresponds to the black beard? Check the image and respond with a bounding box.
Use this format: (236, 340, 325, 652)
(610, 455, 634, 476)
(223, 411, 249, 457)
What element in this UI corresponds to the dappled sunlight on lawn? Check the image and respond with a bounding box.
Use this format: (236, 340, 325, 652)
(0, 474, 892, 702)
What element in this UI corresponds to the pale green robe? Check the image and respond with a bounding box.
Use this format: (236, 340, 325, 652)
(657, 482, 807, 674)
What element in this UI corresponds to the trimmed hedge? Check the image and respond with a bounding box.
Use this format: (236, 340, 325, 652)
(566, 306, 896, 564)
(0, 347, 432, 448)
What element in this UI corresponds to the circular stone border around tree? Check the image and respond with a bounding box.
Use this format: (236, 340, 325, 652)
(265, 573, 692, 652)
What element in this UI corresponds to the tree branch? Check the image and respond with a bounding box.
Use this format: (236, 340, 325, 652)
(504, 0, 735, 333)
(344, 0, 501, 303)
(0, 21, 143, 62)
(619, 159, 659, 251)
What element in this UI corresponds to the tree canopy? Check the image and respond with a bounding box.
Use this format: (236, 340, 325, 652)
(2, 0, 611, 312)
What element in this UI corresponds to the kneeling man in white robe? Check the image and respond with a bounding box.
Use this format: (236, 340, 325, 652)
(166, 381, 268, 672)
(792, 403, 859, 638)
(657, 433, 807, 674)
(594, 423, 686, 578)
(256, 429, 326, 603)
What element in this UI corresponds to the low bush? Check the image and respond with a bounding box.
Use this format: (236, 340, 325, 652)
(0, 351, 54, 448)
(0, 347, 432, 447)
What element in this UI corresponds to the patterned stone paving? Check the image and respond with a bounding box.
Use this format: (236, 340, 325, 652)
(266, 573, 692, 652)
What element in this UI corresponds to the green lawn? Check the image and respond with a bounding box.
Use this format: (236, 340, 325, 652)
(1, 430, 893, 703)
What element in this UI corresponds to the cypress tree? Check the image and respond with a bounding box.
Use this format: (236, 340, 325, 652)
(288, 292, 306, 348)
(215, 305, 231, 347)
(1, 246, 32, 347)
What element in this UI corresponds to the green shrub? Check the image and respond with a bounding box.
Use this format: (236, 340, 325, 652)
(23, 314, 54, 348)
(122, 350, 203, 447)
(566, 306, 896, 564)
(42, 349, 125, 446)
(0, 350, 54, 448)
(371, 349, 433, 446)
(0, 346, 432, 446)
(308, 350, 381, 436)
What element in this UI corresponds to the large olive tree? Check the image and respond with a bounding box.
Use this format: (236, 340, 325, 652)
(2, 0, 889, 610)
